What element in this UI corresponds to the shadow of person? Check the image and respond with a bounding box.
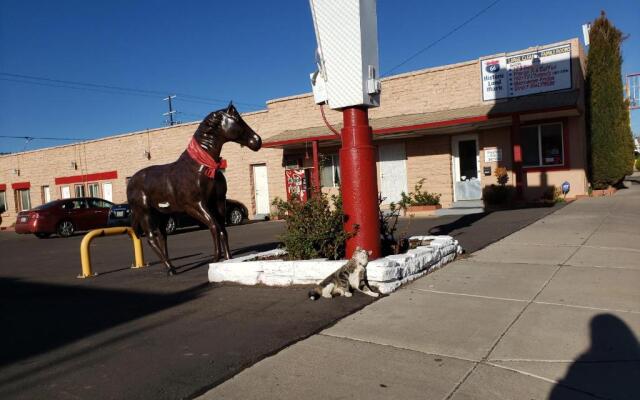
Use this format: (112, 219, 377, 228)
(549, 313, 640, 399)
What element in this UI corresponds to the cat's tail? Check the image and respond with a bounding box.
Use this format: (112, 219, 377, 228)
(308, 287, 322, 301)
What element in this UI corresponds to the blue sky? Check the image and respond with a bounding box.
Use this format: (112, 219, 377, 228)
(1, 0, 639, 153)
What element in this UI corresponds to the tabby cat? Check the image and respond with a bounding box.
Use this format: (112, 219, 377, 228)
(308, 247, 380, 300)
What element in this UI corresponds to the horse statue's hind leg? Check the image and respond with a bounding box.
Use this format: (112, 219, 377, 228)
(133, 207, 177, 275)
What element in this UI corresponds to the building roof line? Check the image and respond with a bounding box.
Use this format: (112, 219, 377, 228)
(266, 38, 579, 106)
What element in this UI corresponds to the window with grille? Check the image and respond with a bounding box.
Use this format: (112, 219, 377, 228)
(521, 122, 564, 167)
(15, 189, 31, 211)
(320, 154, 340, 187)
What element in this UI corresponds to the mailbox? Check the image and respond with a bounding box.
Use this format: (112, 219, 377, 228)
(309, 0, 381, 109)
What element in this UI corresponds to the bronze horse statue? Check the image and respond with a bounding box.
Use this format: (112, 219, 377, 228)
(127, 103, 261, 275)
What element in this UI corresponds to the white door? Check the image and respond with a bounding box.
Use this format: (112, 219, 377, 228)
(252, 164, 270, 215)
(102, 182, 113, 202)
(452, 135, 481, 201)
(61, 186, 71, 199)
(378, 143, 408, 204)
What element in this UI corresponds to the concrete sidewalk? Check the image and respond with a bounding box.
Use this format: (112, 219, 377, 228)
(201, 185, 640, 400)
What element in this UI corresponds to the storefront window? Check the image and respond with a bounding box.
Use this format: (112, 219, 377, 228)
(88, 182, 100, 197)
(15, 189, 31, 211)
(0, 190, 6, 213)
(74, 184, 86, 198)
(320, 154, 340, 187)
(61, 185, 71, 199)
(41, 185, 51, 204)
(521, 122, 564, 167)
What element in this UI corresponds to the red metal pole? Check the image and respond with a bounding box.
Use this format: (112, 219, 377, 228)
(311, 140, 320, 192)
(510, 113, 524, 199)
(340, 106, 381, 259)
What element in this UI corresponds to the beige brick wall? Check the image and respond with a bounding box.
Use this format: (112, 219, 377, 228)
(405, 135, 454, 208)
(479, 126, 515, 186)
(0, 38, 587, 228)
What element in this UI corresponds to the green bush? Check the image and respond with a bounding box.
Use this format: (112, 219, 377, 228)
(635, 157, 640, 171)
(541, 186, 565, 203)
(482, 184, 516, 206)
(272, 192, 356, 260)
(399, 178, 441, 208)
(586, 12, 635, 188)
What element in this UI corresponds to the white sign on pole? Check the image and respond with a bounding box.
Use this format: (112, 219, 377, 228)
(309, 0, 381, 109)
(482, 44, 572, 101)
(484, 147, 502, 163)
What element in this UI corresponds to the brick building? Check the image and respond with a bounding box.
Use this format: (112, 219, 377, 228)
(0, 38, 588, 229)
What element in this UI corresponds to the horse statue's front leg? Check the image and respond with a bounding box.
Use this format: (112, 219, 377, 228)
(188, 204, 223, 263)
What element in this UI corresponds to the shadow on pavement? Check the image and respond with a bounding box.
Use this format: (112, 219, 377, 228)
(549, 313, 640, 399)
(231, 241, 282, 257)
(0, 278, 209, 367)
(428, 212, 489, 237)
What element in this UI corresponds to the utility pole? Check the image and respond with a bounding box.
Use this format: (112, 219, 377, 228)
(163, 95, 177, 126)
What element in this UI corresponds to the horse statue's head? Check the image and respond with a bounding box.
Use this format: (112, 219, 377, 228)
(195, 102, 262, 152)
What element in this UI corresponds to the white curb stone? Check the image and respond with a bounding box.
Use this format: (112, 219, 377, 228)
(208, 235, 462, 294)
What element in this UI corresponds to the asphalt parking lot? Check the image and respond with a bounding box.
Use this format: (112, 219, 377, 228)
(0, 204, 564, 400)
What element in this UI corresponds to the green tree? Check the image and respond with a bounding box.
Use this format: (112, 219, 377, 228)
(586, 11, 635, 188)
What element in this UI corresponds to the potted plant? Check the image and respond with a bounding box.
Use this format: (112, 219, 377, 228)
(399, 178, 442, 215)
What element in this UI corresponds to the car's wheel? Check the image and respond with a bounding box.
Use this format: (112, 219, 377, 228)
(57, 220, 75, 238)
(35, 232, 51, 239)
(228, 208, 244, 226)
(165, 217, 177, 235)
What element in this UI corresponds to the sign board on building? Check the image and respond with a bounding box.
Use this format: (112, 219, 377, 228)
(481, 44, 572, 101)
(285, 168, 308, 202)
(484, 147, 502, 163)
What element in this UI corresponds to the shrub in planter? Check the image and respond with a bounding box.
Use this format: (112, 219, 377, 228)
(494, 166, 509, 185)
(541, 185, 565, 204)
(399, 178, 441, 208)
(272, 192, 355, 260)
(483, 184, 516, 206)
(379, 195, 410, 256)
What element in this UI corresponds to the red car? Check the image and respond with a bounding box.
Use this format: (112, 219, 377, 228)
(15, 197, 114, 238)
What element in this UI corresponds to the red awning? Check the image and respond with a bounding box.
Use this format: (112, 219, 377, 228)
(55, 170, 118, 185)
(0, 184, 6, 191)
(11, 182, 31, 190)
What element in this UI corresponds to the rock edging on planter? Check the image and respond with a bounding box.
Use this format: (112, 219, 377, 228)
(208, 235, 463, 294)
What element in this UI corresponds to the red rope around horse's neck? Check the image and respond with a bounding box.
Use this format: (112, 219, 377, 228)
(186, 137, 227, 178)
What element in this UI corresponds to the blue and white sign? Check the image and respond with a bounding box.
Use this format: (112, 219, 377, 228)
(481, 44, 572, 101)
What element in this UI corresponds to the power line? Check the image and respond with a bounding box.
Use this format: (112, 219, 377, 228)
(0, 72, 265, 109)
(0, 77, 159, 99)
(383, 0, 502, 77)
(0, 135, 89, 141)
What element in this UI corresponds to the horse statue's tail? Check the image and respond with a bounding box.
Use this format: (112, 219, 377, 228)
(130, 212, 146, 238)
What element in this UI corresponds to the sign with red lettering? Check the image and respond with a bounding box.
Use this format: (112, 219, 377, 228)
(285, 169, 308, 202)
(482, 44, 572, 101)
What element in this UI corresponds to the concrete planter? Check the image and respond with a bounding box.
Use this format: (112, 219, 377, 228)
(208, 235, 463, 295)
(405, 204, 441, 216)
(576, 186, 617, 199)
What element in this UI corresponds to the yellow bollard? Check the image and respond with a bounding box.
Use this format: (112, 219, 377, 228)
(79, 227, 146, 278)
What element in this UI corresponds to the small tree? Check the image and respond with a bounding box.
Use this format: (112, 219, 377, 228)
(586, 11, 635, 188)
(399, 178, 441, 208)
(272, 191, 356, 260)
